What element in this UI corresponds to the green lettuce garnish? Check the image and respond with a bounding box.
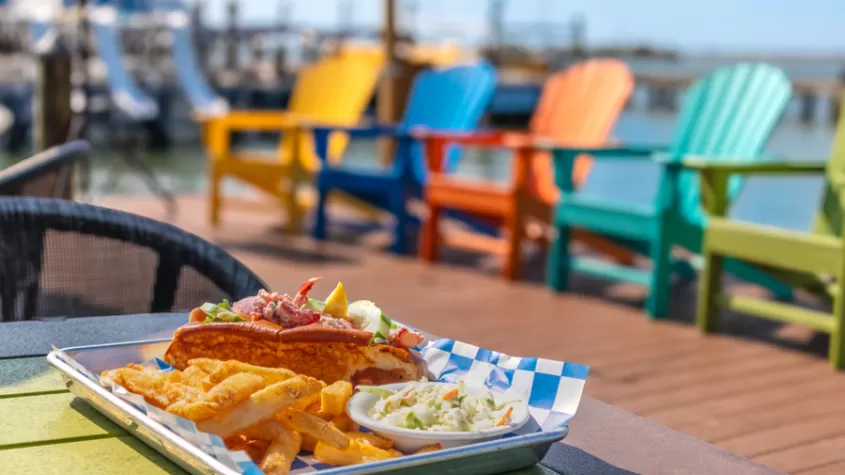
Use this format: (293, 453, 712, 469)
(200, 300, 247, 323)
(306, 298, 326, 313)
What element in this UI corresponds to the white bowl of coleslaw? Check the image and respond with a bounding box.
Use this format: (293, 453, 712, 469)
(347, 380, 530, 453)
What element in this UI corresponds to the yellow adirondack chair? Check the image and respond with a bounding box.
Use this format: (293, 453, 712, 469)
(205, 53, 383, 231)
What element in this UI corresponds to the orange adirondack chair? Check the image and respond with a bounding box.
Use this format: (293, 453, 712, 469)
(418, 58, 635, 280)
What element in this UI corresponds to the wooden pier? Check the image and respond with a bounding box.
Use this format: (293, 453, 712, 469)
(635, 73, 843, 123)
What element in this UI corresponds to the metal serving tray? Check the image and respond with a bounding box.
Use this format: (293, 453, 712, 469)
(47, 338, 567, 475)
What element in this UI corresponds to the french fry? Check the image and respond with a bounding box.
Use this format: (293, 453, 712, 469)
(359, 442, 403, 461)
(291, 391, 322, 412)
(102, 367, 188, 409)
(320, 381, 353, 416)
(330, 414, 355, 432)
(197, 375, 322, 438)
(167, 373, 265, 421)
(187, 358, 224, 375)
(347, 431, 393, 450)
(179, 365, 210, 389)
(277, 408, 350, 449)
(224, 434, 249, 451)
(202, 360, 299, 390)
(313, 439, 401, 466)
(260, 426, 302, 475)
(414, 443, 442, 454)
(300, 433, 319, 453)
(313, 440, 364, 466)
(240, 421, 288, 441)
(244, 438, 272, 464)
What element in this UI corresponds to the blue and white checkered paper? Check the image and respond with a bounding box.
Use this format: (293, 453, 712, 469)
(57, 338, 588, 474)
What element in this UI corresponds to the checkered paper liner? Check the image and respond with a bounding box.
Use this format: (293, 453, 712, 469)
(55, 338, 588, 474)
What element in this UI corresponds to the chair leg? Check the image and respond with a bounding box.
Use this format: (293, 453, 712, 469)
(209, 163, 222, 227)
(547, 224, 571, 292)
(696, 248, 724, 333)
(672, 259, 698, 282)
(282, 186, 301, 234)
(646, 231, 672, 319)
(830, 281, 845, 369)
(390, 191, 410, 255)
(312, 186, 330, 240)
(503, 210, 524, 281)
(419, 203, 442, 263)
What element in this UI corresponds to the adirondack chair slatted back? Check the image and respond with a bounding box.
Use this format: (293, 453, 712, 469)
(283, 55, 382, 171)
(528, 59, 633, 202)
(401, 63, 498, 184)
(813, 95, 845, 237)
(670, 63, 792, 224)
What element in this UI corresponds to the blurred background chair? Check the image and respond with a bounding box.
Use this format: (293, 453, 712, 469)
(311, 62, 498, 254)
(88, 3, 175, 214)
(417, 58, 635, 280)
(546, 63, 794, 318)
(693, 94, 845, 368)
(206, 53, 383, 233)
(0, 140, 90, 198)
(0, 197, 266, 322)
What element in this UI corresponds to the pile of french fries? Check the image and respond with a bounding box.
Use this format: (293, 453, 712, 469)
(102, 359, 440, 474)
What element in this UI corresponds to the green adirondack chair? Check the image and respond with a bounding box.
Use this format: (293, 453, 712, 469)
(545, 63, 793, 318)
(692, 94, 845, 368)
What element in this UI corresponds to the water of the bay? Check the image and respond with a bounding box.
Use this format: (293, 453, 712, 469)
(0, 107, 834, 234)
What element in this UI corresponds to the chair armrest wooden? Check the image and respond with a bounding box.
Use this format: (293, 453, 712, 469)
(686, 159, 829, 218)
(681, 158, 828, 175)
(211, 110, 306, 131)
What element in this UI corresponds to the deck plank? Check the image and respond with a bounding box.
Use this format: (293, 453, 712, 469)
(97, 195, 845, 472)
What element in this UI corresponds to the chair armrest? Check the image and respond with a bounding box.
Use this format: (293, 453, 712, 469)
(681, 158, 828, 175)
(412, 128, 528, 149)
(213, 110, 305, 131)
(310, 122, 402, 139)
(311, 123, 414, 166)
(688, 159, 829, 217)
(539, 141, 669, 158)
(547, 143, 669, 193)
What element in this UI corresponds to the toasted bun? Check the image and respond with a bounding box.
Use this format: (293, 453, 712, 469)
(163, 322, 426, 385)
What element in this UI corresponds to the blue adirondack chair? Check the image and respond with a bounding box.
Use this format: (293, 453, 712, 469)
(546, 63, 794, 318)
(310, 63, 498, 254)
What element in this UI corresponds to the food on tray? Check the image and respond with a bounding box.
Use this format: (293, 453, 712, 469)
(361, 380, 521, 432)
(164, 277, 427, 385)
(101, 358, 443, 473)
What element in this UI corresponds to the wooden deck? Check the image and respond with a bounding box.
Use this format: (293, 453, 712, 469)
(99, 194, 845, 475)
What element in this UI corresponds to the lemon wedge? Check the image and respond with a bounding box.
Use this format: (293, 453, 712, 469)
(323, 282, 348, 318)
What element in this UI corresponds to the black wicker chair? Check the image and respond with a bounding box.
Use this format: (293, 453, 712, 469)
(0, 197, 266, 321)
(0, 140, 91, 198)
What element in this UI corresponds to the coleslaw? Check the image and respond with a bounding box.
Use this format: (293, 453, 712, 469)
(360, 380, 519, 432)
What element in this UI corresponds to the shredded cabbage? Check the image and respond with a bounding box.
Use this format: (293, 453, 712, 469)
(368, 381, 517, 432)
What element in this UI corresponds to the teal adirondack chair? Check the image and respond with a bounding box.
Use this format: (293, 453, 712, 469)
(545, 63, 793, 318)
(691, 94, 845, 368)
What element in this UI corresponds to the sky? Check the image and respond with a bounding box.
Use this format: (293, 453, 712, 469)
(186, 0, 845, 54)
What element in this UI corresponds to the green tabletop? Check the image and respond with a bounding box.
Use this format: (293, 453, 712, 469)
(0, 357, 554, 474)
